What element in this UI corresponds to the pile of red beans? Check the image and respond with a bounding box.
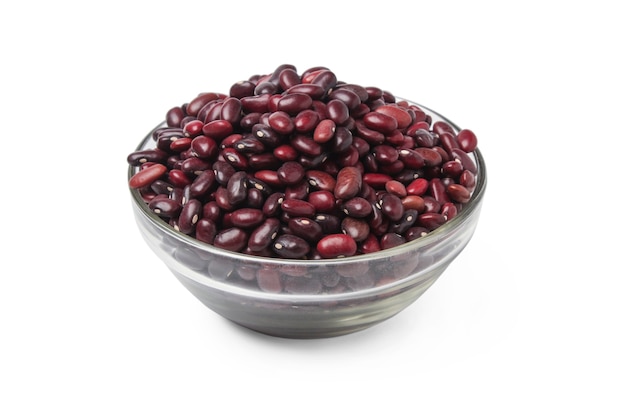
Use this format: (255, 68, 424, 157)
(128, 64, 478, 259)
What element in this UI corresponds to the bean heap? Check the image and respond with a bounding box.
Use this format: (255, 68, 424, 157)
(128, 64, 478, 259)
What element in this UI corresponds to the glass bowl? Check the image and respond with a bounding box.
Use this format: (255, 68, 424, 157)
(128, 102, 487, 338)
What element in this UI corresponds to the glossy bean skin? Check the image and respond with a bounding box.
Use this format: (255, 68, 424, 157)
(317, 234, 357, 258)
(178, 199, 203, 234)
(341, 217, 370, 242)
(288, 217, 323, 242)
(308, 190, 336, 213)
(272, 234, 310, 259)
(129, 163, 167, 189)
(334, 166, 362, 200)
(229, 208, 265, 228)
(342, 197, 372, 218)
(213, 227, 248, 252)
(248, 218, 281, 252)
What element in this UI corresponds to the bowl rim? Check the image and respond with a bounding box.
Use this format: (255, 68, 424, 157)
(127, 102, 487, 297)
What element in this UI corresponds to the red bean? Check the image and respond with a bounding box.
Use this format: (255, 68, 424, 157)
(313, 119, 336, 143)
(306, 170, 336, 191)
(178, 199, 203, 234)
(363, 111, 398, 134)
(326, 99, 350, 125)
(457, 129, 478, 152)
(342, 197, 372, 218)
(288, 217, 323, 242)
(214, 227, 248, 252)
(273, 144, 298, 161)
(272, 234, 310, 259)
(293, 109, 320, 133)
(281, 198, 315, 217)
(307, 190, 336, 213)
(202, 119, 233, 140)
(186, 92, 220, 117)
(268, 111, 294, 135)
(446, 183, 471, 203)
(148, 197, 182, 218)
(277, 161, 305, 185)
(378, 193, 404, 222)
(374, 104, 412, 129)
(334, 166, 362, 199)
(317, 234, 357, 258)
(129, 163, 167, 189)
(341, 217, 370, 242)
(230, 208, 265, 228)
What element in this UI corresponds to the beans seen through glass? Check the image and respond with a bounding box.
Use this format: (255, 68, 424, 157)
(128, 64, 479, 259)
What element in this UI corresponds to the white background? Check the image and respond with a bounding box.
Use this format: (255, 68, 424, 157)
(1, 1, 624, 415)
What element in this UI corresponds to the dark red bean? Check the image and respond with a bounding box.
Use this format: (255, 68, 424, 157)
(277, 93, 313, 115)
(362, 172, 392, 189)
(277, 161, 305, 185)
(440, 202, 458, 221)
(336, 145, 359, 167)
(378, 193, 404, 222)
(313, 119, 336, 143)
(254, 169, 281, 187)
(186, 92, 220, 117)
(240, 94, 270, 113)
(341, 217, 370, 242)
(293, 109, 320, 133)
(401, 195, 425, 212)
(329, 126, 353, 153)
(226, 171, 248, 205)
(414, 148, 443, 167)
(422, 196, 441, 213)
(284, 180, 310, 200)
(290, 134, 322, 156)
(360, 233, 381, 254)
(389, 209, 418, 234)
(457, 129, 478, 152)
(326, 99, 350, 125)
(247, 187, 265, 208)
(411, 128, 435, 147)
(229, 80, 256, 98)
(262, 192, 284, 217)
(334, 166, 362, 199)
(202, 201, 220, 222)
(285, 83, 326, 100)
(129, 163, 167, 189)
(252, 124, 281, 147)
(372, 145, 399, 165)
(446, 183, 471, 203)
(213, 227, 248, 252)
(222, 148, 249, 170)
(342, 197, 372, 218)
(281, 199, 315, 217)
(288, 217, 323, 242)
(148, 197, 182, 218)
(248, 217, 280, 252)
(273, 144, 298, 162)
(220, 97, 243, 124)
(308, 190, 336, 213)
(202, 120, 233, 140)
(248, 153, 281, 170)
(239, 112, 262, 130)
(355, 120, 385, 145)
(278, 68, 301, 90)
(317, 234, 357, 258)
(442, 160, 463, 178)
(459, 169, 476, 191)
(194, 218, 217, 244)
(363, 111, 398, 134)
(314, 214, 341, 234)
(405, 226, 429, 241)
(374, 105, 412, 129)
(272, 234, 310, 259)
(178, 199, 203, 234)
(268, 111, 294, 135)
(385, 180, 407, 197)
(167, 169, 192, 188)
(180, 157, 211, 175)
(166, 106, 185, 127)
(418, 212, 447, 230)
(188, 170, 216, 198)
(190, 135, 217, 159)
(398, 149, 425, 170)
(213, 161, 236, 186)
(429, 178, 450, 204)
(310, 69, 337, 93)
(328, 88, 361, 110)
(127, 149, 168, 166)
(306, 170, 336, 191)
(230, 208, 265, 228)
(380, 233, 406, 250)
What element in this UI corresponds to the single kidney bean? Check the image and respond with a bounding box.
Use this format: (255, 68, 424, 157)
(334, 166, 362, 199)
(194, 218, 217, 244)
(281, 198, 315, 217)
(129, 163, 167, 189)
(429, 178, 450, 204)
(240, 94, 270, 113)
(247, 187, 265, 208)
(272, 234, 310, 259)
(277, 93, 313, 115)
(170, 137, 192, 153)
(151, 179, 174, 195)
(148, 197, 182, 218)
(355, 120, 385, 145)
(127, 149, 169, 166)
(440, 202, 458, 221)
(308, 190, 336, 213)
(341, 217, 370, 242)
(360, 233, 381, 254)
(239, 112, 262, 130)
(181, 157, 211, 175)
(306, 170, 336, 191)
(268, 111, 294, 135)
(380, 232, 406, 250)
(459, 169, 476, 191)
(288, 217, 323, 242)
(190, 135, 218, 159)
(310, 69, 337, 92)
(213, 227, 248, 252)
(229, 80, 256, 98)
(374, 104, 412, 129)
(166, 106, 185, 128)
(342, 197, 373, 218)
(414, 147, 443, 167)
(213, 161, 236, 186)
(188, 170, 216, 198)
(442, 160, 463, 178)
(378, 193, 404, 222)
(248, 153, 281, 170)
(329, 126, 353, 153)
(262, 192, 284, 217)
(229, 208, 265, 228)
(167, 169, 192, 188)
(285, 83, 326, 100)
(220, 97, 243, 124)
(202, 201, 220, 222)
(202, 119, 233, 140)
(213, 186, 234, 211)
(418, 212, 447, 231)
(457, 129, 478, 152)
(406, 178, 429, 196)
(314, 214, 341, 234)
(411, 128, 436, 148)
(226, 171, 248, 205)
(328, 88, 361, 110)
(363, 111, 398, 134)
(336, 145, 360, 167)
(362, 172, 392, 189)
(326, 99, 350, 125)
(222, 148, 249, 170)
(401, 195, 425, 212)
(317, 234, 357, 258)
(312, 119, 336, 143)
(405, 226, 429, 241)
(422, 196, 441, 213)
(290, 134, 322, 156)
(373, 145, 399, 165)
(278, 67, 301, 90)
(233, 136, 265, 154)
(398, 149, 425, 170)
(252, 124, 281, 147)
(277, 161, 305, 185)
(385, 180, 407, 197)
(446, 183, 471, 204)
(178, 199, 203, 234)
(273, 144, 298, 162)
(293, 109, 320, 133)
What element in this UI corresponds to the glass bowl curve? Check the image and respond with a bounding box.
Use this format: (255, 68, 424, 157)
(128, 101, 487, 339)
